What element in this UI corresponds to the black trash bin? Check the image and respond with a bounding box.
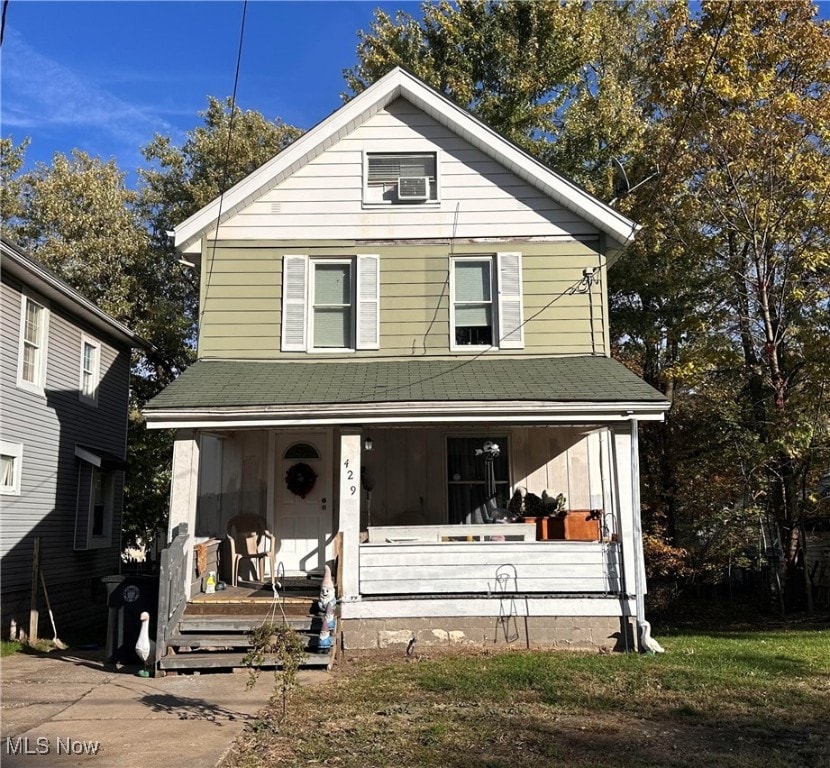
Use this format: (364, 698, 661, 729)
(104, 574, 159, 664)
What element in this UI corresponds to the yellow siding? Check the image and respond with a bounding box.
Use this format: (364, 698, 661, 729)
(198, 240, 606, 359)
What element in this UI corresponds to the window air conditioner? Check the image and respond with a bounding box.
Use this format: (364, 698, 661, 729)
(396, 176, 430, 201)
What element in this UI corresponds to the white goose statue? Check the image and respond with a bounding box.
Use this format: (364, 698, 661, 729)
(135, 611, 155, 677)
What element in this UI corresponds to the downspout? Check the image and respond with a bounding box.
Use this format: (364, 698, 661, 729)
(606, 427, 631, 652)
(630, 417, 664, 653)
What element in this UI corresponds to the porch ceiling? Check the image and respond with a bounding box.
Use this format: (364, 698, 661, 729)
(144, 356, 668, 426)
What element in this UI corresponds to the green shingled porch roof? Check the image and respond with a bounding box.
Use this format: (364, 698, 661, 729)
(145, 357, 666, 410)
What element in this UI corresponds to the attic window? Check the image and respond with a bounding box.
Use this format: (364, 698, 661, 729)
(364, 152, 438, 205)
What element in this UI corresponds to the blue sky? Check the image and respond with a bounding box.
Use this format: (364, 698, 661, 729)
(3, 1, 829, 188)
(1, 0, 422, 182)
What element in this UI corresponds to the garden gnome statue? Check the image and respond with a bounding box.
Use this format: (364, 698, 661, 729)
(317, 565, 337, 652)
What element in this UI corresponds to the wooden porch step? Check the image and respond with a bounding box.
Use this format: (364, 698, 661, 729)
(184, 602, 315, 616)
(178, 615, 320, 633)
(166, 629, 318, 648)
(158, 649, 333, 671)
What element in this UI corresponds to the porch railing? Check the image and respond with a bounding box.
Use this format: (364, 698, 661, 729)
(154, 523, 190, 675)
(359, 539, 621, 596)
(366, 523, 535, 543)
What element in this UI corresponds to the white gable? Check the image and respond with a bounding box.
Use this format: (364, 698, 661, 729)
(216, 99, 598, 243)
(175, 68, 637, 254)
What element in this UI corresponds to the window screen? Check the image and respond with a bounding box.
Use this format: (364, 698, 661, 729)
(453, 260, 493, 346)
(313, 262, 352, 348)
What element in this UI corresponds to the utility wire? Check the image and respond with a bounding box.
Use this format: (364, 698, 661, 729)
(370, 271, 592, 397)
(0, 0, 9, 47)
(421, 202, 460, 355)
(199, 0, 249, 331)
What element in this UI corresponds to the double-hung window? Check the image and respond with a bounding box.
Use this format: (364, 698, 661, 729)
(17, 293, 49, 394)
(450, 252, 524, 351)
(312, 261, 353, 349)
(452, 259, 494, 347)
(79, 336, 101, 405)
(0, 442, 23, 496)
(364, 152, 438, 205)
(282, 254, 380, 352)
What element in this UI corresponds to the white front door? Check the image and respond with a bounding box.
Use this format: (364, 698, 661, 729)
(273, 432, 333, 576)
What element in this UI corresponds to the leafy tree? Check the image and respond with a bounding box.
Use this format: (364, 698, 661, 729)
(346, 0, 665, 196)
(1, 100, 302, 551)
(349, 0, 830, 606)
(1, 136, 29, 223)
(138, 96, 302, 247)
(641, 0, 830, 596)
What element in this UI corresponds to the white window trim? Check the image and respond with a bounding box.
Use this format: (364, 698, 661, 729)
(16, 291, 49, 396)
(308, 258, 357, 353)
(362, 149, 441, 208)
(79, 334, 101, 406)
(450, 256, 496, 352)
(0, 441, 23, 496)
(284, 254, 381, 354)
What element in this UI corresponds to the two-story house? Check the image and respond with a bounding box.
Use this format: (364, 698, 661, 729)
(144, 68, 669, 665)
(1, 238, 150, 639)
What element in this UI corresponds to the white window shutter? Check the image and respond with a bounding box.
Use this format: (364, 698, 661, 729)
(281, 255, 308, 351)
(497, 251, 524, 349)
(356, 254, 380, 350)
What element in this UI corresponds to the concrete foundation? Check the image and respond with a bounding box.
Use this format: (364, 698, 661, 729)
(340, 615, 634, 652)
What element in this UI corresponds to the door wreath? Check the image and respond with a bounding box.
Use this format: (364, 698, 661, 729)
(285, 462, 317, 498)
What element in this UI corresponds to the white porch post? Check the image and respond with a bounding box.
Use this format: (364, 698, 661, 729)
(168, 429, 200, 597)
(338, 430, 362, 600)
(610, 423, 641, 648)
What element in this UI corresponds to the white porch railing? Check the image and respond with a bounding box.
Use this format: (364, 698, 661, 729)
(366, 523, 535, 543)
(359, 536, 621, 596)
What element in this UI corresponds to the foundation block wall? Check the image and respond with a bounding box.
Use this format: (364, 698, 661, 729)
(340, 615, 633, 652)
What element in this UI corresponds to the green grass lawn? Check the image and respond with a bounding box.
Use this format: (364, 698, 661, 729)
(224, 627, 830, 768)
(0, 640, 23, 657)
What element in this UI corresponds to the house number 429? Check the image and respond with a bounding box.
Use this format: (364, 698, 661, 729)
(343, 459, 356, 494)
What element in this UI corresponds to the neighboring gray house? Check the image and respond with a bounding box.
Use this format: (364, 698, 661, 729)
(1, 238, 149, 639)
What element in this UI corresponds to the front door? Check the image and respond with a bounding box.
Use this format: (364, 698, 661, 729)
(273, 432, 332, 576)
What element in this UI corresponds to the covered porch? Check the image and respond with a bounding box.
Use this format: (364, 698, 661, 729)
(145, 356, 669, 655)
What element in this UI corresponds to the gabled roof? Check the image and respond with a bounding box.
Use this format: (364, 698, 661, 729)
(1, 238, 153, 351)
(144, 356, 669, 428)
(174, 67, 638, 255)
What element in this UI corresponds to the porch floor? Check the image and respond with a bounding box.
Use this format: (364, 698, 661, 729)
(190, 578, 320, 606)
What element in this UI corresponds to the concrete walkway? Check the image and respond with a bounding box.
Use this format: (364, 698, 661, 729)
(1, 649, 322, 767)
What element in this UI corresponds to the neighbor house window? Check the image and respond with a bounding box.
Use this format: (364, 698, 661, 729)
(17, 294, 49, 394)
(447, 437, 510, 525)
(74, 452, 117, 550)
(450, 252, 525, 351)
(90, 467, 112, 539)
(0, 442, 23, 496)
(79, 336, 101, 405)
(364, 152, 438, 205)
(281, 254, 380, 352)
